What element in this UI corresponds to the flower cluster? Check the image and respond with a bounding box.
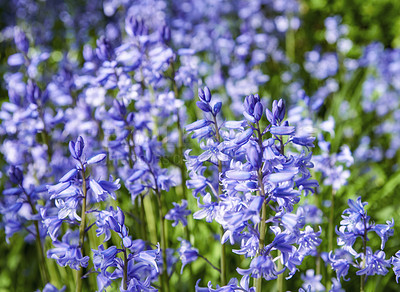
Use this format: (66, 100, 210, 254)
(329, 197, 394, 287)
(186, 88, 320, 289)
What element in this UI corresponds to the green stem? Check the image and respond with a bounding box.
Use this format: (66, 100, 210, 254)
(156, 192, 170, 292)
(315, 188, 322, 276)
(37, 103, 53, 162)
(277, 257, 284, 292)
(123, 248, 128, 290)
(285, 13, 295, 62)
(139, 194, 148, 243)
(255, 194, 267, 292)
(360, 217, 367, 292)
(76, 166, 88, 292)
(212, 114, 227, 285)
(276, 136, 286, 292)
(171, 67, 195, 284)
(326, 189, 336, 289)
(23, 187, 50, 285)
(255, 124, 267, 292)
(171, 62, 188, 201)
(198, 254, 221, 273)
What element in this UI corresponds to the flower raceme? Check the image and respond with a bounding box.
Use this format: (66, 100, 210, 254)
(185, 87, 320, 289)
(329, 197, 395, 288)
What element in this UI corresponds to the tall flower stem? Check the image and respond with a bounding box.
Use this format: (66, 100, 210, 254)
(360, 217, 367, 292)
(198, 254, 221, 273)
(139, 194, 148, 243)
(255, 124, 267, 292)
(326, 188, 336, 289)
(76, 166, 88, 292)
(276, 136, 285, 292)
(156, 191, 170, 292)
(171, 65, 194, 284)
(22, 187, 50, 285)
(36, 101, 53, 163)
(212, 114, 227, 285)
(285, 13, 295, 62)
(315, 187, 322, 276)
(123, 248, 129, 290)
(170, 62, 188, 201)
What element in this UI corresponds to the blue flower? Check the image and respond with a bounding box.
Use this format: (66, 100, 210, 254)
(356, 248, 390, 276)
(178, 240, 198, 274)
(193, 193, 218, 223)
(237, 254, 279, 281)
(47, 230, 89, 270)
(39, 283, 66, 292)
(391, 251, 400, 283)
(301, 269, 325, 292)
(198, 139, 230, 163)
(92, 245, 119, 271)
(328, 251, 350, 281)
(165, 200, 191, 227)
(372, 219, 394, 250)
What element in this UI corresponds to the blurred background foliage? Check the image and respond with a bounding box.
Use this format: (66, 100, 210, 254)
(1, 0, 400, 291)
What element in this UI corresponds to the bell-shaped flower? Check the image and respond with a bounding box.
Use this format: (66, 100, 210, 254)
(165, 200, 191, 227)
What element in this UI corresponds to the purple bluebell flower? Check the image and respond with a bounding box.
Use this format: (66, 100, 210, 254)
(330, 278, 345, 292)
(14, 28, 29, 54)
(47, 230, 89, 270)
(391, 251, 400, 283)
(356, 248, 390, 276)
(328, 251, 350, 281)
(237, 254, 280, 281)
(195, 277, 255, 292)
(38, 283, 66, 292)
(193, 193, 218, 223)
(178, 240, 198, 274)
(92, 245, 119, 271)
(9, 165, 24, 185)
(165, 200, 191, 227)
(301, 269, 325, 292)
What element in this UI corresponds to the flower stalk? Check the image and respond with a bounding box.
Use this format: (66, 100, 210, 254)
(76, 165, 88, 292)
(212, 113, 227, 285)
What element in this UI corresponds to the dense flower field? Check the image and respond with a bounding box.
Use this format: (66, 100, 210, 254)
(1, 0, 400, 291)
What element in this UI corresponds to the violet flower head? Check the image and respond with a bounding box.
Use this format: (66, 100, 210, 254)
(14, 28, 29, 54)
(331, 197, 393, 281)
(178, 240, 199, 274)
(301, 269, 325, 292)
(47, 230, 89, 270)
(165, 200, 191, 227)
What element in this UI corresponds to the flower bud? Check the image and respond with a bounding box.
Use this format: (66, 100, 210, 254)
(9, 166, 23, 185)
(253, 102, 263, 121)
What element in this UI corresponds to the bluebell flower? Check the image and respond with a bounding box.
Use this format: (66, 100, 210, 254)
(305, 50, 338, 80)
(198, 139, 230, 163)
(301, 269, 325, 292)
(47, 230, 89, 270)
(237, 254, 280, 281)
(372, 219, 394, 250)
(9, 165, 24, 185)
(92, 244, 119, 271)
(195, 277, 255, 292)
(38, 283, 66, 292)
(331, 196, 394, 283)
(297, 226, 322, 257)
(328, 251, 350, 281)
(356, 248, 390, 276)
(233, 232, 259, 258)
(178, 240, 198, 274)
(391, 251, 400, 283)
(329, 278, 345, 292)
(165, 200, 191, 227)
(14, 28, 29, 54)
(193, 193, 218, 223)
